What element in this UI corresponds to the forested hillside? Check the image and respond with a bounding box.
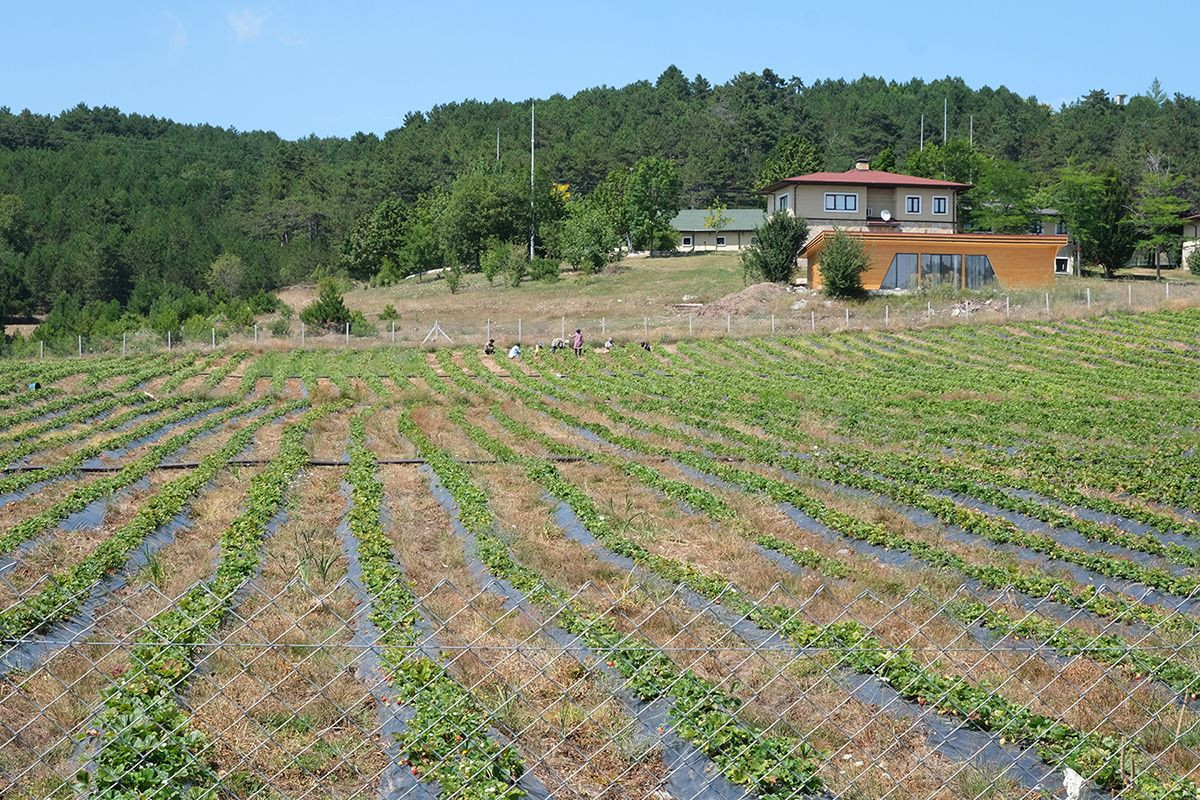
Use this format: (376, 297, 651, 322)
(2, 67, 1198, 337)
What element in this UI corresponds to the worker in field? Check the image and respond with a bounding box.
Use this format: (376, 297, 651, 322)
(604, 337, 614, 352)
(639, 340, 652, 352)
(572, 328, 584, 357)
(484, 338, 496, 356)
(507, 343, 521, 359)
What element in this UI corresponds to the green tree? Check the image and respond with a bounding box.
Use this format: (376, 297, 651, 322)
(756, 135, 821, 189)
(342, 197, 407, 280)
(1038, 165, 1103, 276)
(299, 279, 351, 330)
(625, 156, 682, 254)
(207, 253, 248, 299)
(1089, 169, 1138, 277)
(704, 199, 730, 248)
(740, 213, 808, 283)
(818, 230, 869, 298)
(970, 158, 1036, 233)
(1131, 161, 1190, 280)
(560, 198, 619, 274)
(1188, 248, 1200, 276)
(870, 147, 897, 173)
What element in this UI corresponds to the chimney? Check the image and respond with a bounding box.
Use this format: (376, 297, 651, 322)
(854, 158, 870, 171)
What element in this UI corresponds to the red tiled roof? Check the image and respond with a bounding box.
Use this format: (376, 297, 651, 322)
(760, 168, 970, 193)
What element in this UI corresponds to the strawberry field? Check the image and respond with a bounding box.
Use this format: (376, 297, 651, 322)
(3, 308, 1200, 799)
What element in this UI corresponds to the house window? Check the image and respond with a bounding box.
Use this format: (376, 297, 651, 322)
(716, 235, 727, 246)
(905, 196, 921, 214)
(1055, 220, 1068, 235)
(964, 255, 997, 289)
(681, 236, 693, 247)
(932, 196, 948, 215)
(921, 254, 962, 287)
(824, 193, 858, 212)
(1030, 220, 1044, 234)
(776, 194, 790, 212)
(1055, 257, 1069, 274)
(880, 253, 919, 290)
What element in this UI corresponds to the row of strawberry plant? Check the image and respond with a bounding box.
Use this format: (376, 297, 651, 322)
(347, 414, 527, 799)
(80, 401, 340, 800)
(201, 349, 249, 390)
(476, 364, 1200, 713)
(0, 396, 271, 555)
(0, 387, 119, 432)
(399, 409, 828, 799)
(444, 402, 1197, 797)
(0, 385, 61, 412)
(0, 399, 307, 641)
(0, 391, 155, 452)
(0, 395, 229, 495)
(160, 351, 226, 394)
(493, 354, 1198, 635)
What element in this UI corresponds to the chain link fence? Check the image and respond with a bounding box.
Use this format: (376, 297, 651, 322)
(4, 573, 1200, 799)
(6, 279, 1200, 358)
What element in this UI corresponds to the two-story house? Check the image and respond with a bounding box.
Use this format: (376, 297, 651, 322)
(760, 160, 968, 234)
(760, 160, 1067, 291)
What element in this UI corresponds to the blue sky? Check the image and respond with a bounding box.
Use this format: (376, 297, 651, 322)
(1, 1, 1193, 140)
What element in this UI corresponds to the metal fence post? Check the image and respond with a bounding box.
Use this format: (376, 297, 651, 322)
(121, 333, 125, 356)
(40, 340, 44, 359)
(688, 314, 693, 336)
(965, 303, 970, 321)
(391, 321, 396, 344)
(844, 307, 849, 327)
(1086, 287, 1091, 309)
(601, 317, 606, 336)
(771, 313, 776, 334)
(254, 324, 258, 344)
(884, 305, 889, 327)
(77, 334, 82, 357)
(1005, 295, 1010, 317)
(810, 310, 815, 331)
(211, 327, 216, 349)
(927, 301, 932, 320)
(300, 322, 305, 347)
(1166, 282, 1171, 300)
(1128, 283, 1133, 307)
(518, 318, 522, 342)
(167, 331, 172, 352)
(345, 322, 350, 345)
(726, 313, 731, 335)
(643, 316, 648, 337)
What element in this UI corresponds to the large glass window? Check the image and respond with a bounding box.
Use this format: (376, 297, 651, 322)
(921, 254, 962, 287)
(964, 255, 997, 288)
(777, 194, 789, 212)
(905, 195, 921, 214)
(932, 196, 948, 215)
(879, 253, 919, 290)
(824, 193, 858, 212)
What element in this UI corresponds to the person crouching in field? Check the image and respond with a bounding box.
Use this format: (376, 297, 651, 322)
(550, 337, 568, 353)
(572, 328, 584, 357)
(484, 338, 496, 356)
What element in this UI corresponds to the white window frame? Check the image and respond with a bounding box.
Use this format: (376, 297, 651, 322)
(824, 192, 858, 212)
(1054, 257, 1069, 274)
(715, 235, 727, 246)
(905, 195, 921, 215)
(776, 194, 790, 212)
(932, 196, 949, 215)
(681, 235, 693, 247)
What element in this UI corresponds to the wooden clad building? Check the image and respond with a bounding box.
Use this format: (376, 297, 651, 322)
(801, 231, 1069, 291)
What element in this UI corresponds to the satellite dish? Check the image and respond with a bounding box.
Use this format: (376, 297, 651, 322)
(881, 209, 892, 222)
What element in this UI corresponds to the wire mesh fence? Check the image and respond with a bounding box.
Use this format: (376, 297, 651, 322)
(6, 279, 1200, 359)
(4, 573, 1200, 799)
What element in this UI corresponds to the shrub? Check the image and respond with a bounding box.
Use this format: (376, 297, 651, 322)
(349, 310, 376, 337)
(247, 290, 282, 315)
(1188, 248, 1200, 276)
(445, 265, 462, 294)
(741, 213, 809, 283)
(299, 280, 352, 330)
(269, 318, 290, 338)
(819, 230, 869, 299)
(529, 258, 560, 282)
(378, 304, 400, 321)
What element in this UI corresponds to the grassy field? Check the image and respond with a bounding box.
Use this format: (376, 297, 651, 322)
(4, 309, 1200, 799)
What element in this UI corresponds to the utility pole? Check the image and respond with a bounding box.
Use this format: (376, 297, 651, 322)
(969, 114, 974, 146)
(496, 128, 500, 162)
(943, 98, 948, 144)
(529, 101, 536, 261)
(919, 114, 925, 150)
